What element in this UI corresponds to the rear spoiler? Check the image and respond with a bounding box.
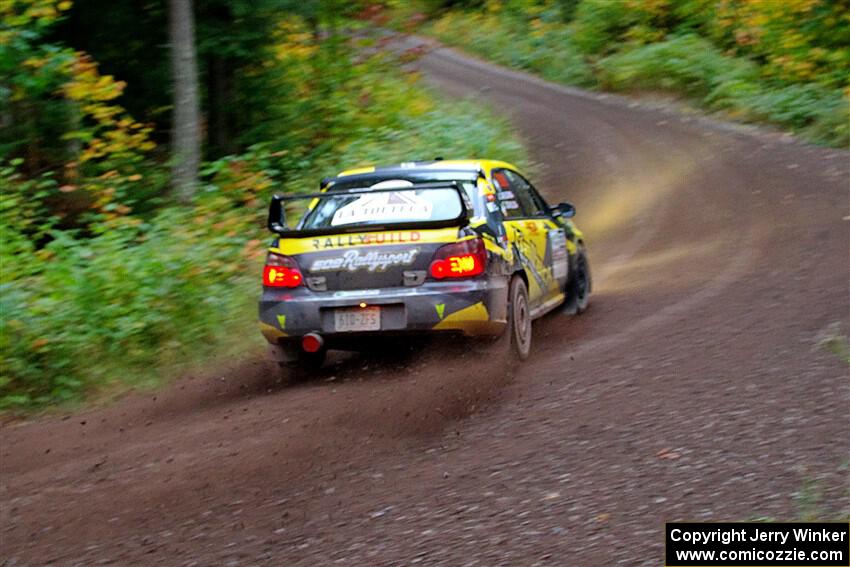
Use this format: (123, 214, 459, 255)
(267, 181, 470, 237)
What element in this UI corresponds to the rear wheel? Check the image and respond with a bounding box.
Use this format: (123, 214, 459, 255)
(565, 247, 591, 315)
(508, 276, 532, 360)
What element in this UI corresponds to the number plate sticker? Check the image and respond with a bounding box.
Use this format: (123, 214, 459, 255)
(334, 306, 381, 332)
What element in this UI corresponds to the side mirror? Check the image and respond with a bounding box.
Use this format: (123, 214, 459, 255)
(267, 195, 287, 233)
(552, 202, 576, 219)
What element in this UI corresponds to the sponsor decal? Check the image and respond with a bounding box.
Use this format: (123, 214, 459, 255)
(435, 303, 446, 320)
(276, 314, 286, 329)
(331, 191, 433, 226)
(486, 202, 499, 213)
(501, 199, 520, 212)
(311, 231, 421, 250)
(497, 190, 514, 200)
(511, 226, 554, 292)
(549, 229, 568, 280)
(310, 249, 419, 272)
(493, 171, 510, 189)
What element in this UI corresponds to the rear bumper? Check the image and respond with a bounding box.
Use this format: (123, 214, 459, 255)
(259, 277, 508, 344)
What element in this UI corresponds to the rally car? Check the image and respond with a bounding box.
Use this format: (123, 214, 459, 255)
(259, 159, 590, 373)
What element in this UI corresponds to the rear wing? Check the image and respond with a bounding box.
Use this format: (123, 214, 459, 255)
(267, 182, 470, 237)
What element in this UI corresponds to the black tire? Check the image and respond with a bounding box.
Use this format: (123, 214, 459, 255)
(565, 247, 591, 315)
(508, 276, 532, 360)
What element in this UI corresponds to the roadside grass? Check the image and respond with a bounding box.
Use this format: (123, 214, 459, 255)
(0, 52, 527, 412)
(794, 474, 826, 522)
(419, 11, 849, 148)
(428, 11, 595, 88)
(818, 335, 850, 366)
(596, 35, 849, 147)
(746, 474, 847, 523)
(814, 323, 850, 366)
(791, 468, 850, 522)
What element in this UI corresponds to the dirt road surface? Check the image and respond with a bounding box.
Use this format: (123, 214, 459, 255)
(2, 39, 848, 566)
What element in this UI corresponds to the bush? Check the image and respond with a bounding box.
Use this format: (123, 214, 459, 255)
(428, 11, 596, 87)
(597, 35, 849, 147)
(0, 46, 527, 410)
(422, 6, 849, 148)
(570, 0, 646, 55)
(0, 209, 261, 408)
(708, 81, 849, 147)
(596, 34, 758, 98)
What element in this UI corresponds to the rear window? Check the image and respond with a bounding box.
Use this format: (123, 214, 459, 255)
(299, 180, 475, 230)
(298, 181, 472, 230)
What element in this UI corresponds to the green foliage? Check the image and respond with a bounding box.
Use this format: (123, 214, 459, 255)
(598, 34, 849, 146)
(570, 0, 648, 55)
(704, 0, 850, 91)
(0, 24, 526, 409)
(1, 1, 75, 169)
(421, 1, 850, 147)
(596, 34, 756, 97)
(0, 210, 259, 408)
(428, 10, 595, 87)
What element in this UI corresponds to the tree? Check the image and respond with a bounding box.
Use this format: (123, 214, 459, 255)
(168, 0, 201, 203)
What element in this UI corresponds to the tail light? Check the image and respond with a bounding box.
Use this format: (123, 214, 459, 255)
(430, 238, 487, 279)
(263, 252, 303, 287)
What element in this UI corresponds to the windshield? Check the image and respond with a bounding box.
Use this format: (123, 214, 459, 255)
(298, 182, 473, 230)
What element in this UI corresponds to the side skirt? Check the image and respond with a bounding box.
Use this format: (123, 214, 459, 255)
(530, 292, 566, 320)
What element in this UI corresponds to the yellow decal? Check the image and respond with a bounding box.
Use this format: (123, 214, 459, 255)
(310, 231, 422, 250)
(337, 166, 375, 177)
(274, 227, 461, 255)
(435, 303, 445, 319)
(506, 222, 554, 298)
(259, 322, 287, 342)
(433, 302, 502, 335)
(276, 314, 286, 329)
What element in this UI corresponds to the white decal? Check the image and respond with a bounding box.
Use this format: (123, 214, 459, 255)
(497, 191, 514, 200)
(333, 289, 381, 298)
(331, 190, 433, 226)
(311, 249, 420, 272)
(550, 229, 568, 280)
(501, 199, 520, 212)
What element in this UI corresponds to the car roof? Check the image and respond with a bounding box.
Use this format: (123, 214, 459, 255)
(329, 159, 520, 188)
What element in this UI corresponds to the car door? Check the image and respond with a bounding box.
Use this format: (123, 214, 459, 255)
(492, 168, 564, 309)
(525, 180, 569, 298)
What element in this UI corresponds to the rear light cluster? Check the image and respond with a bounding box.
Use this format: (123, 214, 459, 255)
(430, 238, 487, 279)
(263, 252, 303, 287)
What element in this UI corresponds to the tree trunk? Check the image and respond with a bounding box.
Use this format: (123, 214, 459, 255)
(168, 0, 201, 203)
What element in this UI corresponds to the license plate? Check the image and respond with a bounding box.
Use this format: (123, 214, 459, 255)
(334, 306, 381, 332)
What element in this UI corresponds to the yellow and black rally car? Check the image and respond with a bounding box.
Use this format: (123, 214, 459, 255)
(259, 159, 590, 372)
